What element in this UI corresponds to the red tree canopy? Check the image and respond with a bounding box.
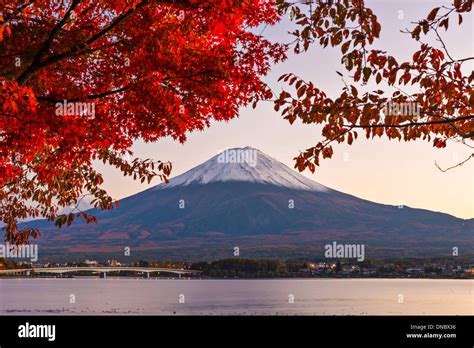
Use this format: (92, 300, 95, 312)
(0, 0, 286, 243)
(275, 0, 473, 173)
(2, 0, 472, 244)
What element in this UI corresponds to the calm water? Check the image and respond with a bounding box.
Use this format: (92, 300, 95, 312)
(0, 278, 472, 315)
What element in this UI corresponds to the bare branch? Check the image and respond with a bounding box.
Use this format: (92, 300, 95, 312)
(343, 115, 474, 130)
(435, 153, 474, 172)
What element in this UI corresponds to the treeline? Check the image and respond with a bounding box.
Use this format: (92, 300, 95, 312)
(0, 257, 16, 269)
(191, 258, 286, 278)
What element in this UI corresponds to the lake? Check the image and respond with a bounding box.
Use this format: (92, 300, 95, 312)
(0, 278, 472, 315)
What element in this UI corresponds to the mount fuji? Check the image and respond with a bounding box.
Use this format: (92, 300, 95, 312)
(156, 147, 327, 191)
(27, 147, 473, 260)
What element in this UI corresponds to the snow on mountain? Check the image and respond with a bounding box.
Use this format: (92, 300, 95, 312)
(156, 147, 328, 191)
(58, 199, 94, 215)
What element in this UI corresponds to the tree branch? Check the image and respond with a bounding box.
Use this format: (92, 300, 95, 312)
(37, 85, 129, 103)
(16, 0, 81, 85)
(435, 153, 474, 172)
(343, 115, 474, 131)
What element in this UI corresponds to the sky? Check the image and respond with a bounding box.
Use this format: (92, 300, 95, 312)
(94, 0, 473, 219)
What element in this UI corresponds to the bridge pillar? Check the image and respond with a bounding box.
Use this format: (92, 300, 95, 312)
(178, 273, 181, 279)
(144, 272, 149, 279)
(100, 272, 107, 279)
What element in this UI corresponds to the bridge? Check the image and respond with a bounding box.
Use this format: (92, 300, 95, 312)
(0, 267, 201, 278)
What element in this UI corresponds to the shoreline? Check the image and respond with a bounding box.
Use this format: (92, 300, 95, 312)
(1, 276, 473, 280)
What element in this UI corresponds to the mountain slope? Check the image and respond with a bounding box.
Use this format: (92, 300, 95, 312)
(156, 147, 327, 191)
(26, 147, 473, 260)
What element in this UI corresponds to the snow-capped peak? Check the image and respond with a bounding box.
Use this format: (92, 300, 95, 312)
(157, 147, 328, 191)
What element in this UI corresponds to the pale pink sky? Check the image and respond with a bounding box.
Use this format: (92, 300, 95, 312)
(94, 0, 473, 219)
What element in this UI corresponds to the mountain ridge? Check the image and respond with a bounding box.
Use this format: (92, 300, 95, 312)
(21, 147, 473, 260)
(155, 147, 328, 191)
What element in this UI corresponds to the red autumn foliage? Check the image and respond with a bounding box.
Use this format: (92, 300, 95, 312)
(0, 0, 286, 243)
(275, 0, 473, 173)
(1, 0, 472, 244)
